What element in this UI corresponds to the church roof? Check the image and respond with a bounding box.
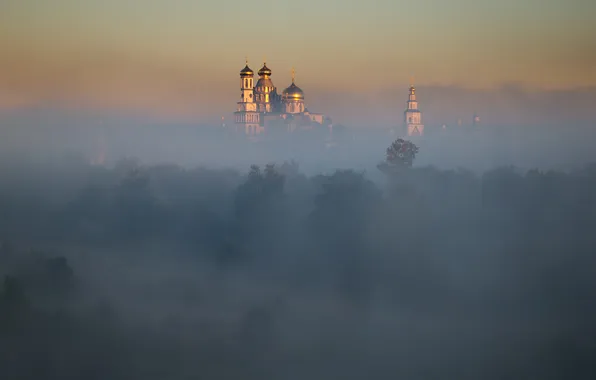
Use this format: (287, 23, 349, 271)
(255, 77, 274, 91)
(283, 82, 304, 100)
(258, 63, 272, 76)
(240, 65, 254, 76)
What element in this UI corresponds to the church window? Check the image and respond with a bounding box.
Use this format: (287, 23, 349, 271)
(249, 93, 252, 98)
(408, 117, 412, 123)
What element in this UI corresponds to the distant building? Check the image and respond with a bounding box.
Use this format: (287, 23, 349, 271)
(234, 59, 331, 137)
(404, 83, 424, 137)
(472, 113, 481, 126)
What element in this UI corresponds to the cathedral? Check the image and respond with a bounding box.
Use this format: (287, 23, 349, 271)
(234, 60, 330, 136)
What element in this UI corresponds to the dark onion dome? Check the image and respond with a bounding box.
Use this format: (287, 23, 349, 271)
(258, 63, 272, 77)
(240, 64, 254, 76)
(283, 82, 304, 100)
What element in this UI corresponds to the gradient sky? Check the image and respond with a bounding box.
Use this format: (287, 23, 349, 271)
(1, 0, 595, 125)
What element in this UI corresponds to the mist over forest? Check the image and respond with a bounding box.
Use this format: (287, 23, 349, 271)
(2, 105, 596, 173)
(1, 118, 596, 379)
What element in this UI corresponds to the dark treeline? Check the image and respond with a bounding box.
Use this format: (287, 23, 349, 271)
(1, 157, 596, 379)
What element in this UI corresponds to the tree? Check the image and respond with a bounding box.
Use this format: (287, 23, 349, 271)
(279, 160, 300, 178)
(307, 170, 382, 305)
(235, 164, 285, 217)
(0, 276, 27, 309)
(0, 276, 30, 330)
(377, 138, 419, 174)
(231, 164, 287, 262)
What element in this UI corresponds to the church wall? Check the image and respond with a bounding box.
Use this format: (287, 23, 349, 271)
(284, 100, 305, 114)
(309, 113, 324, 124)
(405, 111, 421, 125)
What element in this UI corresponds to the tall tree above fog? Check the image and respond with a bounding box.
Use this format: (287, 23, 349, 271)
(377, 138, 419, 175)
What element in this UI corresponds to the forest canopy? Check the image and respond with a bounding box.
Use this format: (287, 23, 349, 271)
(1, 156, 596, 379)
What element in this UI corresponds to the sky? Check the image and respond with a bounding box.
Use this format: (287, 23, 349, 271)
(1, 0, 595, 126)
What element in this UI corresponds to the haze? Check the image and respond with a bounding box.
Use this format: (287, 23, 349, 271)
(1, 0, 596, 125)
(1, 1, 596, 379)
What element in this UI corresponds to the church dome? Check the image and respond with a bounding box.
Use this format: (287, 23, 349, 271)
(283, 82, 304, 100)
(240, 64, 254, 76)
(258, 63, 272, 77)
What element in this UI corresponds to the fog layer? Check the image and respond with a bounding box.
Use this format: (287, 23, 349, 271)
(1, 147, 596, 379)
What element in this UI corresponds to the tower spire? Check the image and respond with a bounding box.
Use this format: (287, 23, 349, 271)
(291, 67, 295, 83)
(404, 75, 423, 137)
(245, 56, 248, 65)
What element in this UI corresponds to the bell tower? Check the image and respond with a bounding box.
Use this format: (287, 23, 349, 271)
(234, 58, 262, 135)
(240, 57, 254, 103)
(404, 78, 424, 137)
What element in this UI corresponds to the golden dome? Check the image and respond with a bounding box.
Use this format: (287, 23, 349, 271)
(283, 82, 304, 100)
(258, 63, 272, 77)
(240, 64, 254, 76)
